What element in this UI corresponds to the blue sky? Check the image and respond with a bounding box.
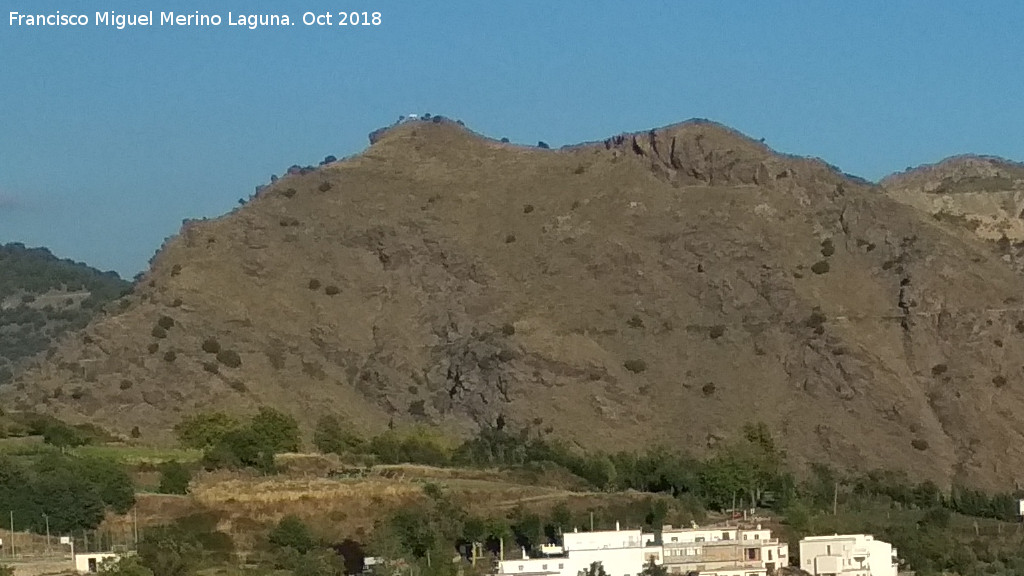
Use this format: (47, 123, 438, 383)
(2, 1, 1023, 277)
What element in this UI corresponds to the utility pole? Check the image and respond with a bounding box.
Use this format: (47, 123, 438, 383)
(10, 510, 14, 559)
(133, 506, 139, 549)
(832, 481, 838, 516)
(43, 514, 50, 552)
(590, 511, 594, 532)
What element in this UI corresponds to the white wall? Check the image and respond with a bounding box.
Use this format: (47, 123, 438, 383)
(799, 535, 896, 576)
(563, 529, 644, 552)
(74, 553, 119, 574)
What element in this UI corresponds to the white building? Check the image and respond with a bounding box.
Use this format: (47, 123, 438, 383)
(661, 524, 788, 576)
(497, 524, 658, 576)
(74, 552, 120, 573)
(495, 523, 786, 576)
(799, 534, 898, 576)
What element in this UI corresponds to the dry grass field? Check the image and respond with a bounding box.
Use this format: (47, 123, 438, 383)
(97, 461, 678, 551)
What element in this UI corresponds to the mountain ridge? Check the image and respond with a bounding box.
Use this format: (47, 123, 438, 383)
(6, 118, 1024, 491)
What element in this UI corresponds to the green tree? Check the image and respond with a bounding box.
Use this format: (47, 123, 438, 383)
(42, 421, 88, 449)
(269, 515, 317, 554)
(313, 415, 363, 454)
(579, 562, 609, 576)
(250, 407, 301, 453)
(174, 412, 239, 449)
(158, 461, 192, 495)
(0, 564, 13, 576)
(32, 468, 106, 533)
(699, 422, 784, 510)
(510, 505, 545, 552)
(76, 456, 136, 514)
(98, 555, 155, 576)
(138, 527, 201, 576)
(638, 559, 668, 576)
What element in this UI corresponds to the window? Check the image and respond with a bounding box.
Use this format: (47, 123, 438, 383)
(746, 548, 757, 560)
(754, 534, 760, 540)
(827, 545, 832, 555)
(518, 566, 524, 572)
(542, 565, 548, 570)
(695, 537, 705, 542)
(722, 532, 730, 540)
(88, 559, 98, 573)
(559, 565, 564, 570)
(670, 537, 678, 542)
(768, 550, 773, 561)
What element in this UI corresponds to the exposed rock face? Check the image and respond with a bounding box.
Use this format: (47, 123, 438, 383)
(882, 155, 1024, 242)
(7, 119, 1024, 491)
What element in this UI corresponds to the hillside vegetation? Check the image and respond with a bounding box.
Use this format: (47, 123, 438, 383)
(0, 243, 130, 384)
(7, 118, 1024, 492)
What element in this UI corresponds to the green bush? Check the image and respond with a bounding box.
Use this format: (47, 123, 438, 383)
(313, 415, 363, 455)
(269, 515, 316, 553)
(174, 412, 240, 449)
(811, 260, 830, 274)
(158, 461, 192, 495)
(157, 315, 175, 330)
(138, 526, 201, 576)
(250, 407, 301, 453)
(42, 421, 90, 448)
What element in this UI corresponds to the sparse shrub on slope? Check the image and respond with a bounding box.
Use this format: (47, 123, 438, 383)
(216, 349, 241, 368)
(623, 359, 647, 373)
(201, 338, 221, 354)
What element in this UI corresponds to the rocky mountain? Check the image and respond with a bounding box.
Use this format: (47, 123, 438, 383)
(881, 155, 1024, 273)
(0, 243, 130, 384)
(6, 119, 1024, 490)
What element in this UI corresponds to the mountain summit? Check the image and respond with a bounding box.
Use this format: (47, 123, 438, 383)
(7, 118, 1024, 490)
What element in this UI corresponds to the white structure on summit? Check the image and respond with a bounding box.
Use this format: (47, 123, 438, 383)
(494, 523, 787, 576)
(799, 534, 899, 576)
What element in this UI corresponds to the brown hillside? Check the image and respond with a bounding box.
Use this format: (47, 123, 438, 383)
(7, 119, 1024, 490)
